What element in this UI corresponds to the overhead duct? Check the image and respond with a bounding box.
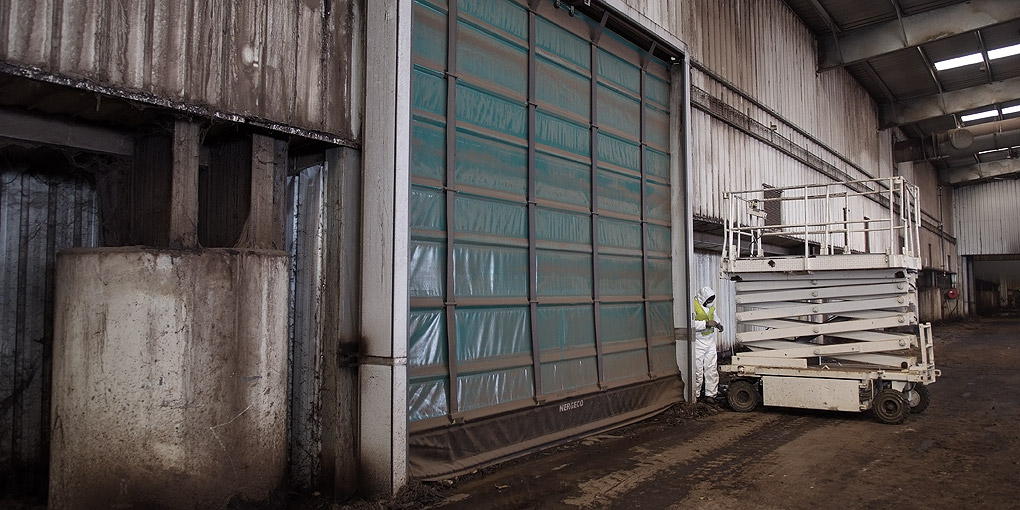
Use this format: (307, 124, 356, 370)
(895, 117, 1020, 162)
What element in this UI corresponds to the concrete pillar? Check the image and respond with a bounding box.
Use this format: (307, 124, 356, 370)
(50, 248, 289, 509)
(359, 0, 412, 497)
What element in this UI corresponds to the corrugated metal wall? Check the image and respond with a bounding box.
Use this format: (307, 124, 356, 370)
(1, 169, 98, 486)
(616, 0, 892, 227)
(620, 0, 880, 171)
(953, 179, 1020, 256)
(898, 160, 958, 271)
(621, 0, 941, 337)
(691, 251, 736, 352)
(1, 0, 362, 139)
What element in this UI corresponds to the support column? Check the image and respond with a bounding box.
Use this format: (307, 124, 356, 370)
(319, 147, 362, 498)
(170, 121, 200, 248)
(238, 133, 288, 250)
(360, 0, 412, 497)
(672, 55, 695, 402)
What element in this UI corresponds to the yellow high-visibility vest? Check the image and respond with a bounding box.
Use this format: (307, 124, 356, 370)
(693, 299, 716, 336)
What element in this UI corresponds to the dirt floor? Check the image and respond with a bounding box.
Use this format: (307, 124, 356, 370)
(7, 317, 1017, 510)
(403, 316, 1020, 510)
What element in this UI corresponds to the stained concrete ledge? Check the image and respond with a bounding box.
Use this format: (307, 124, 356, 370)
(50, 247, 289, 510)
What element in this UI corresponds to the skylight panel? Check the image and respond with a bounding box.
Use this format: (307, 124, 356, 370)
(988, 43, 1020, 60)
(933, 53, 983, 71)
(960, 110, 998, 123)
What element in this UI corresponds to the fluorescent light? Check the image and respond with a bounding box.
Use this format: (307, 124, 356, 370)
(961, 110, 998, 123)
(1002, 105, 1020, 115)
(977, 148, 1006, 155)
(989, 43, 1020, 60)
(933, 53, 983, 71)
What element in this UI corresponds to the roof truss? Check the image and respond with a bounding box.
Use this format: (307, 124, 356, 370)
(880, 76, 1020, 128)
(818, 0, 1020, 70)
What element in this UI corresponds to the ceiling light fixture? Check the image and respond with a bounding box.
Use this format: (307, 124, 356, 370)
(961, 110, 998, 123)
(1001, 105, 1020, 115)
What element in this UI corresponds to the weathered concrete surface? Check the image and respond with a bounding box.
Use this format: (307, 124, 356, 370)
(428, 317, 1020, 510)
(50, 247, 289, 510)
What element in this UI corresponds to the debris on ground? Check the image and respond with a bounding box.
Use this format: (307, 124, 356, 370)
(293, 481, 443, 510)
(660, 401, 724, 425)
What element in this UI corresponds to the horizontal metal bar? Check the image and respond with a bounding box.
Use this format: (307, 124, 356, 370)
(730, 356, 808, 368)
(734, 296, 911, 321)
(830, 330, 917, 343)
(720, 364, 930, 382)
(828, 353, 915, 367)
(730, 268, 910, 282)
(734, 278, 906, 292)
(737, 315, 914, 342)
(736, 282, 910, 304)
(739, 338, 907, 359)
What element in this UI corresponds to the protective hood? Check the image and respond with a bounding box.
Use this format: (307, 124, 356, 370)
(695, 286, 716, 306)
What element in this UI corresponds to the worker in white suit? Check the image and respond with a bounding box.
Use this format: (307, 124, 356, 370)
(692, 286, 724, 403)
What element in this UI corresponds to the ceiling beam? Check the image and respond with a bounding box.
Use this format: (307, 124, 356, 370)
(0, 107, 134, 155)
(880, 76, 1020, 128)
(818, 0, 1020, 70)
(895, 126, 1020, 162)
(942, 159, 1020, 186)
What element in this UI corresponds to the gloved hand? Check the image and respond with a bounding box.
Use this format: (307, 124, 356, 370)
(707, 320, 723, 332)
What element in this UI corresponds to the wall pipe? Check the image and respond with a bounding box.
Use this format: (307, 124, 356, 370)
(896, 117, 1020, 162)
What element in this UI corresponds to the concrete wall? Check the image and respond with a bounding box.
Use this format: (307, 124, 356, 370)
(50, 248, 289, 509)
(918, 287, 963, 323)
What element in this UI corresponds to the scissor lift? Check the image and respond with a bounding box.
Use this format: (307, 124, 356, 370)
(718, 177, 939, 424)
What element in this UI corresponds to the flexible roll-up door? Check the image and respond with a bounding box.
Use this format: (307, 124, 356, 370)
(408, 0, 679, 478)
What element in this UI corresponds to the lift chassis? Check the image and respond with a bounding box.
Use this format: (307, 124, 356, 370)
(718, 177, 940, 424)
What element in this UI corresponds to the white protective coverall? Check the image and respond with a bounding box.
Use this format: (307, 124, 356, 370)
(692, 286, 722, 398)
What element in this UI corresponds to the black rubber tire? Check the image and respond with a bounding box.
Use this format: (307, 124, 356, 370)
(727, 379, 760, 412)
(873, 388, 908, 424)
(905, 384, 931, 414)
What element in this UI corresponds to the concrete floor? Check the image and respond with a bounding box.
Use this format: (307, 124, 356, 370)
(426, 316, 1020, 510)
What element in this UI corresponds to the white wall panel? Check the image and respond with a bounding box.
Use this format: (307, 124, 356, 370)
(953, 179, 1020, 256)
(691, 250, 737, 353)
(645, 0, 893, 231)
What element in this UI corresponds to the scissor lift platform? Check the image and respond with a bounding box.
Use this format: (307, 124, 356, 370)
(718, 178, 939, 424)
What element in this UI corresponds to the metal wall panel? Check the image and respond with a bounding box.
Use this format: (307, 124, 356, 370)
(628, 0, 893, 227)
(691, 251, 737, 353)
(1, 0, 362, 139)
(0, 169, 97, 486)
(285, 165, 326, 488)
(953, 179, 1020, 256)
(897, 160, 957, 270)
